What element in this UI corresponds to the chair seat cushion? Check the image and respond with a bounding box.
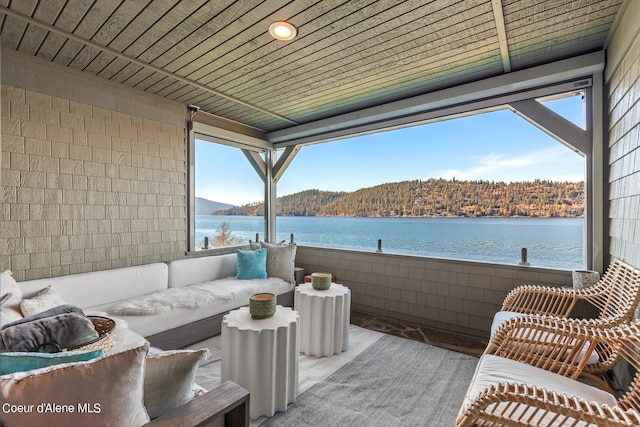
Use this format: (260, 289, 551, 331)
(459, 354, 618, 421)
(491, 311, 600, 365)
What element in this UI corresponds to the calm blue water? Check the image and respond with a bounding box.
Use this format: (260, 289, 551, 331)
(196, 215, 584, 270)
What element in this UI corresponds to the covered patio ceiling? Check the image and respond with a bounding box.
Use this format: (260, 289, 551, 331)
(0, 0, 624, 141)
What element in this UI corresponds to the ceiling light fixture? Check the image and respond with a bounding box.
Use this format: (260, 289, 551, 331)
(269, 21, 297, 41)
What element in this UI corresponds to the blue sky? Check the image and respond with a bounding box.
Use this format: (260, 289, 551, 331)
(196, 96, 585, 206)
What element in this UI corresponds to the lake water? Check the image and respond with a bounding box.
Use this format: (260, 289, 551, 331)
(196, 215, 584, 270)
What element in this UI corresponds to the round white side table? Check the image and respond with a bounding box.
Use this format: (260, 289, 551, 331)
(294, 282, 351, 356)
(221, 305, 299, 419)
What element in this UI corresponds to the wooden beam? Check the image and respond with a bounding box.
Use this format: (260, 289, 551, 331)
(508, 99, 588, 155)
(491, 0, 511, 73)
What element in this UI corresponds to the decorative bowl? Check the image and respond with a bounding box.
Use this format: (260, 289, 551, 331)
(69, 316, 116, 352)
(249, 293, 276, 319)
(311, 272, 332, 290)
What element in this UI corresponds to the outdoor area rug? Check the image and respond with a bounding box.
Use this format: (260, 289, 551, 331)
(260, 333, 478, 426)
(185, 325, 479, 426)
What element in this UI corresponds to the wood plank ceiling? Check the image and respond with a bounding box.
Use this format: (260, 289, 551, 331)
(0, 0, 623, 134)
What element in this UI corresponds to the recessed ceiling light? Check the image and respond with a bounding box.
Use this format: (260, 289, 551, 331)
(269, 22, 297, 41)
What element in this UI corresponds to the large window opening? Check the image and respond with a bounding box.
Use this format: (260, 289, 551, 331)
(191, 90, 591, 270)
(275, 94, 586, 269)
(193, 140, 264, 250)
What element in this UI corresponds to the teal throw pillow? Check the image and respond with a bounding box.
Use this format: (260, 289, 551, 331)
(0, 349, 103, 375)
(236, 248, 268, 280)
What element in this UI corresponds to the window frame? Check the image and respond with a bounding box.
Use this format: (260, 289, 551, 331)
(187, 54, 604, 269)
(187, 132, 267, 254)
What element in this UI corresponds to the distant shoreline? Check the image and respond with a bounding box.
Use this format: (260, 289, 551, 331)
(209, 213, 584, 219)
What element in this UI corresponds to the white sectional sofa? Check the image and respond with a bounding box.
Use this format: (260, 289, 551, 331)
(14, 253, 297, 349)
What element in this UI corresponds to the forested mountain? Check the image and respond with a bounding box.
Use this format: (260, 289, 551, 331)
(214, 179, 584, 218)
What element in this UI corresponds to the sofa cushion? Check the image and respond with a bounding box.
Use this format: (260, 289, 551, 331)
(144, 348, 210, 419)
(103, 277, 295, 337)
(0, 349, 103, 375)
(236, 249, 268, 280)
(459, 354, 617, 422)
(17, 263, 168, 310)
(491, 310, 600, 365)
(0, 343, 150, 427)
(167, 254, 237, 288)
(20, 285, 66, 317)
(111, 277, 289, 316)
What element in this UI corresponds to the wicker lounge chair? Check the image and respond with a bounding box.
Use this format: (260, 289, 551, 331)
(490, 259, 640, 390)
(497, 259, 640, 324)
(457, 317, 640, 426)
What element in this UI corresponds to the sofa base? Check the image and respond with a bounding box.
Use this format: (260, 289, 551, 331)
(147, 290, 295, 349)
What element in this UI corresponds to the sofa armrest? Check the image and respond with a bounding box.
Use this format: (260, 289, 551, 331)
(144, 381, 249, 427)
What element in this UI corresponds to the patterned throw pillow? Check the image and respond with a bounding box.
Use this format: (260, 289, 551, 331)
(261, 242, 297, 284)
(247, 241, 297, 283)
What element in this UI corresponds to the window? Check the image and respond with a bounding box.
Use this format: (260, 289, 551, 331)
(190, 91, 591, 269)
(192, 139, 264, 251)
(275, 94, 586, 269)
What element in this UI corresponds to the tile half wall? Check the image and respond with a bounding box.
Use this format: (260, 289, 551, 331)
(296, 245, 575, 339)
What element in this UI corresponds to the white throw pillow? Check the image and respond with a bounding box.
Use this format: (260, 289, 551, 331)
(20, 285, 66, 317)
(144, 348, 210, 419)
(1, 270, 21, 303)
(1, 271, 23, 326)
(1, 294, 23, 326)
(0, 343, 151, 427)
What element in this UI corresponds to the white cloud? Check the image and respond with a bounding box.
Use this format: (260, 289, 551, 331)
(429, 146, 584, 182)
